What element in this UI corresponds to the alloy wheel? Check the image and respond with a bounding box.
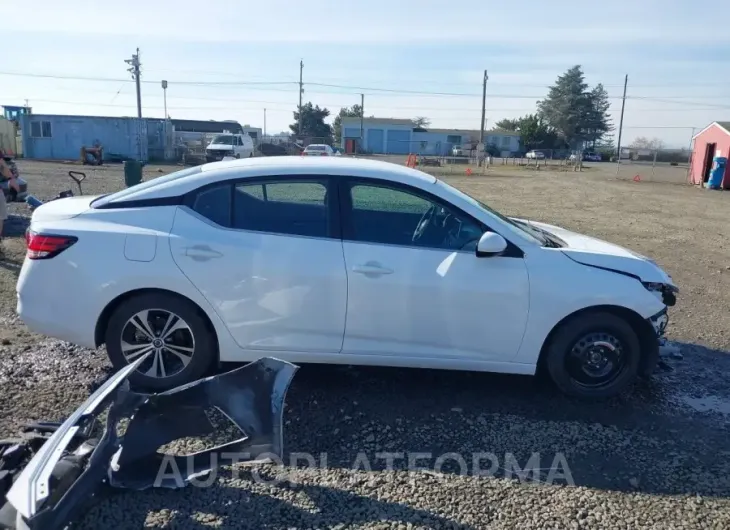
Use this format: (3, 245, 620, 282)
(120, 309, 196, 378)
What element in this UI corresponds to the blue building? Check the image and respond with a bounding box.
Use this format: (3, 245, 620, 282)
(340, 117, 521, 156)
(19, 114, 160, 161)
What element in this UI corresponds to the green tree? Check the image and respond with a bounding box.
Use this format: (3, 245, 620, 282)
(514, 114, 559, 151)
(595, 134, 616, 153)
(290, 102, 333, 143)
(333, 104, 363, 144)
(495, 118, 519, 131)
(537, 65, 594, 148)
(584, 83, 613, 149)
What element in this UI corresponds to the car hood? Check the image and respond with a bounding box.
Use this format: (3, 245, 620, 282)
(206, 143, 234, 150)
(519, 219, 676, 287)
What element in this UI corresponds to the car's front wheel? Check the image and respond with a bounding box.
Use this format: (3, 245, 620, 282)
(105, 292, 217, 390)
(545, 312, 641, 399)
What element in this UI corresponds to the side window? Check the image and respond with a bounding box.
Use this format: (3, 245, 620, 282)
(232, 180, 329, 238)
(237, 136, 243, 146)
(348, 183, 483, 251)
(192, 184, 231, 227)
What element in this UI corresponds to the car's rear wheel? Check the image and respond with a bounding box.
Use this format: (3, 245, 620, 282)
(105, 292, 216, 390)
(545, 312, 640, 399)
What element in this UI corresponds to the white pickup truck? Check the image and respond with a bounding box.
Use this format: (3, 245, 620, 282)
(205, 133, 254, 162)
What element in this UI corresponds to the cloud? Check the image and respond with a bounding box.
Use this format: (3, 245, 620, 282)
(9, 0, 728, 45)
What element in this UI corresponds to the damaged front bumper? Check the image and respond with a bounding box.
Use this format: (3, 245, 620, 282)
(0, 356, 297, 530)
(649, 308, 669, 338)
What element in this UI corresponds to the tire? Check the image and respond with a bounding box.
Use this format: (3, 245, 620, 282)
(104, 292, 217, 390)
(545, 312, 640, 399)
(235, 153, 240, 159)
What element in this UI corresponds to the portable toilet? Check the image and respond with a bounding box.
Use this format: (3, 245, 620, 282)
(707, 156, 727, 190)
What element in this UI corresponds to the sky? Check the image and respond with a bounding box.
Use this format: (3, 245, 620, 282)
(4, 0, 730, 148)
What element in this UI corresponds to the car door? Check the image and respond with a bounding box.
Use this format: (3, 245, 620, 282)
(339, 178, 530, 362)
(169, 175, 348, 353)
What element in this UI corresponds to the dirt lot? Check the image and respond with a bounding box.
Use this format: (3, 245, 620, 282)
(1, 160, 730, 529)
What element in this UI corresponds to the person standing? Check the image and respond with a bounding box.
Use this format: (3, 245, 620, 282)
(0, 154, 20, 250)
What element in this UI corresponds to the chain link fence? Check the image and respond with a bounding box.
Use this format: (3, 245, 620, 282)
(614, 148, 692, 184)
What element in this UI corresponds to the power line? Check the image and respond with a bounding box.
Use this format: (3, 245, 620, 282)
(9, 95, 730, 114)
(4, 71, 728, 101)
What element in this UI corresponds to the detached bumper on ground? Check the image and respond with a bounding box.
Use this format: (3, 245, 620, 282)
(0, 356, 298, 530)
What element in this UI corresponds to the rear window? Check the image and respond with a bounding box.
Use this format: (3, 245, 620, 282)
(91, 165, 202, 208)
(305, 145, 326, 151)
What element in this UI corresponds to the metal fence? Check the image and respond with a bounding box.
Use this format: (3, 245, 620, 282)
(614, 149, 691, 184)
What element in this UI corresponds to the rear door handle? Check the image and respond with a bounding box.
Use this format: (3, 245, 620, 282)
(352, 262, 394, 276)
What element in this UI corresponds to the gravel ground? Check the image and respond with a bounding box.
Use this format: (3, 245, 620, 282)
(1, 160, 730, 529)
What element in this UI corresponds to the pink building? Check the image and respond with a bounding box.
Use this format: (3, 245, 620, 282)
(689, 121, 730, 188)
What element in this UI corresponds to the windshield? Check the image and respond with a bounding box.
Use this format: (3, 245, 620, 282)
(91, 165, 202, 208)
(435, 180, 545, 245)
(211, 135, 235, 145)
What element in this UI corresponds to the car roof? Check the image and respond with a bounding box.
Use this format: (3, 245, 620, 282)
(98, 156, 438, 205)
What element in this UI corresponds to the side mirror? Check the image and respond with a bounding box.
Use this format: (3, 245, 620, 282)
(476, 232, 508, 257)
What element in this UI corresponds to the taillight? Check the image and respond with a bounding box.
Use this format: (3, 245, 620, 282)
(25, 231, 77, 260)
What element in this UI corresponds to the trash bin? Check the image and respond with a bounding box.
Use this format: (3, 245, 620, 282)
(707, 156, 727, 190)
(123, 160, 143, 188)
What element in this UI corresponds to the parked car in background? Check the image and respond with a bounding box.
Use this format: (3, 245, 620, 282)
(17, 157, 677, 400)
(569, 152, 602, 163)
(205, 134, 254, 162)
(303, 144, 336, 156)
(452, 145, 466, 157)
(526, 150, 545, 160)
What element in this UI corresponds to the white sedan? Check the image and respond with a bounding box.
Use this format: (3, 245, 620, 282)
(302, 144, 335, 156)
(525, 151, 545, 159)
(16, 157, 677, 398)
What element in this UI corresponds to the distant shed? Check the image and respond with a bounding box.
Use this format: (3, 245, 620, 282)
(689, 121, 730, 188)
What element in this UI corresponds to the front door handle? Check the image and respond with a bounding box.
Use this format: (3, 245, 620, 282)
(352, 262, 394, 276)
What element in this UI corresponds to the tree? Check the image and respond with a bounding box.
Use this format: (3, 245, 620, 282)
(413, 116, 431, 129)
(495, 118, 519, 131)
(538, 65, 608, 149)
(514, 114, 559, 151)
(584, 83, 613, 149)
(595, 134, 616, 154)
(630, 136, 665, 150)
(332, 104, 363, 144)
(290, 102, 333, 143)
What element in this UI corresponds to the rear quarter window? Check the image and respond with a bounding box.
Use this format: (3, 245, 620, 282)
(91, 165, 203, 208)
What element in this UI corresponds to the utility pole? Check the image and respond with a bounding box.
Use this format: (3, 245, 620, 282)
(478, 70, 488, 166)
(264, 108, 267, 137)
(615, 74, 628, 173)
(360, 93, 365, 149)
(298, 60, 304, 136)
(161, 80, 168, 119)
(125, 48, 142, 119)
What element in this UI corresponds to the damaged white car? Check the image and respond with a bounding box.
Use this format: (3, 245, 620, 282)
(16, 157, 676, 399)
